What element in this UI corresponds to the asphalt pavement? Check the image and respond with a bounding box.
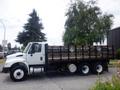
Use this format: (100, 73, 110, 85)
(0, 64, 117, 90)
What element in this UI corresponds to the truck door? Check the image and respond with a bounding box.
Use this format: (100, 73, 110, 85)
(27, 43, 45, 65)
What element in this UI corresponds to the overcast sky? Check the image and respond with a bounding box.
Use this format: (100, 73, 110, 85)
(0, 0, 120, 47)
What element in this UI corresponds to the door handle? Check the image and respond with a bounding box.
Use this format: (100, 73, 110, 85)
(40, 57, 43, 61)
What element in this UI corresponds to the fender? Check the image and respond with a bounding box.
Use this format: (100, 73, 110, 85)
(4, 57, 30, 74)
(10, 62, 29, 74)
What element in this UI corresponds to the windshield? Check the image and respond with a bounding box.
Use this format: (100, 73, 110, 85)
(23, 43, 31, 53)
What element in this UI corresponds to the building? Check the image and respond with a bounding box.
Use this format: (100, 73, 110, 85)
(107, 27, 120, 51)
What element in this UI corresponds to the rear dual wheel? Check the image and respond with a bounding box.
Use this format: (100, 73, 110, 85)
(93, 63, 104, 74)
(68, 64, 77, 74)
(67, 63, 90, 75)
(79, 63, 90, 75)
(78, 62, 104, 75)
(63, 62, 104, 75)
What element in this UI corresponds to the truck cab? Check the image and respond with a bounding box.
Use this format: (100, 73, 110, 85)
(3, 42, 47, 81)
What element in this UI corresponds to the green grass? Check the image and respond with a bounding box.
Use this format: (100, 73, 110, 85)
(90, 60, 120, 90)
(90, 75, 120, 90)
(109, 60, 118, 67)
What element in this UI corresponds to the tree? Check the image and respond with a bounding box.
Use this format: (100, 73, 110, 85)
(63, 0, 113, 45)
(16, 9, 46, 46)
(7, 43, 11, 51)
(0, 45, 3, 52)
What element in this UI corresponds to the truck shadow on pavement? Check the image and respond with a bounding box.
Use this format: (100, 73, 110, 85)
(20, 72, 100, 82)
(2, 69, 115, 83)
(3, 72, 93, 82)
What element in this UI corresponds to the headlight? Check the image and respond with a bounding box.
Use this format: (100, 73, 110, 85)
(4, 61, 10, 67)
(4, 62, 8, 66)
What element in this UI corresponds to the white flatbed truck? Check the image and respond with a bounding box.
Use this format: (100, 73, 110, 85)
(2, 42, 114, 81)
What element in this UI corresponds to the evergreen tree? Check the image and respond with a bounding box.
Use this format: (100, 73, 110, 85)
(0, 45, 3, 52)
(7, 43, 11, 51)
(16, 9, 46, 46)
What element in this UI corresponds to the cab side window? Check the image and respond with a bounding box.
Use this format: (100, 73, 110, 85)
(34, 44, 41, 52)
(28, 43, 41, 54)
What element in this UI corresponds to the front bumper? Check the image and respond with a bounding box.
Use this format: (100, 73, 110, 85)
(2, 67, 9, 73)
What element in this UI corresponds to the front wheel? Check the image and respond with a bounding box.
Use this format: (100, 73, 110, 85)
(10, 66, 27, 81)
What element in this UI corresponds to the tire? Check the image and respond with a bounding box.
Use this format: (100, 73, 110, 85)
(67, 64, 77, 74)
(79, 63, 90, 75)
(10, 66, 27, 81)
(93, 62, 104, 74)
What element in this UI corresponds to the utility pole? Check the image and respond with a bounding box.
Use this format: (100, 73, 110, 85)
(0, 19, 6, 59)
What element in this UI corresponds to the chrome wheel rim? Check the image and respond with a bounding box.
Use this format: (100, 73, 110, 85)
(82, 65, 89, 74)
(68, 64, 77, 73)
(96, 64, 103, 73)
(13, 69, 24, 80)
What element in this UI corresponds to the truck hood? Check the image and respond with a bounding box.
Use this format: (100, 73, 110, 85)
(6, 52, 25, 59)
(6, 57, 26, 63)
(4, 57, 27, 68)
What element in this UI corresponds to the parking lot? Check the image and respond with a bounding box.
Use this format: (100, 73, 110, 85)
(0, 64, 117, 90)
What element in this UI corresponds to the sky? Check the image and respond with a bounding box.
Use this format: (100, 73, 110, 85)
(0, 0, 120, 47)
